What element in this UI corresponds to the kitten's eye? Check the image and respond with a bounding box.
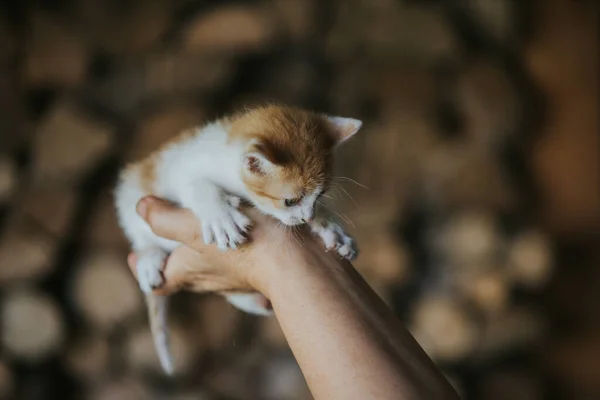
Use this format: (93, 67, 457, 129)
(284, 198, 301, 207)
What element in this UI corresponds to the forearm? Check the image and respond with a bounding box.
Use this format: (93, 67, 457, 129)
(132, 198, 457, 398)
(257, 248, 459, 400)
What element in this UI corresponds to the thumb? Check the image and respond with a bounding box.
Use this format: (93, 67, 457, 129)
(136, 196, 203, 246)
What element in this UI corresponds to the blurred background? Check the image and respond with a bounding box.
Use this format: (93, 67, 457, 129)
(0, 0, 598, 399)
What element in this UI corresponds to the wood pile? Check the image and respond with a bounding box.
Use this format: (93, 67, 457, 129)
(0, 0, 597, 399)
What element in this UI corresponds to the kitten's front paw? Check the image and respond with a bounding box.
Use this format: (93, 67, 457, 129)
(310, 218, 358, 260)
(200, 201, 252, 250)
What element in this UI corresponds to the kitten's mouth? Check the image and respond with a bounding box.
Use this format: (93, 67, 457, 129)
(283, 219, 304, 227)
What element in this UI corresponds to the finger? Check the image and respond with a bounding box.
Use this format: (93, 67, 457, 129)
(136, 197, 203, 246)
(127, 253, 138, 277)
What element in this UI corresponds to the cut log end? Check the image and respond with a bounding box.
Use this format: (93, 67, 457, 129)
(72, 250, 143, 331)
(1, 288, 65, 361)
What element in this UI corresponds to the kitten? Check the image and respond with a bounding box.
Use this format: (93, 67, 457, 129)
(114, 104, 361, 374)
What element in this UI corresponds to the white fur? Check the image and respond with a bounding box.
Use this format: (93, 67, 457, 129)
(225, 293, 274, 316)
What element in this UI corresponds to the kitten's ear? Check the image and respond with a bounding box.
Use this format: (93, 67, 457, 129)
(327, 116, 362, 145)
(243, 152, 275, 176)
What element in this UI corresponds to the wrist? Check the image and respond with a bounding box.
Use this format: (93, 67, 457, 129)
(246, 239, 336, 301)
(245, 246, 302, 299)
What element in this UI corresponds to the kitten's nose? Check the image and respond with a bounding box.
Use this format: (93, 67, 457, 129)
(302, 217, 313, 223)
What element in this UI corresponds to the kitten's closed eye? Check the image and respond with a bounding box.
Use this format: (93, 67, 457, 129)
(284, 198, 301, 207)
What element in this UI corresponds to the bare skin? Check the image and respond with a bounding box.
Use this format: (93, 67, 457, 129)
(129, 196, 460, 400)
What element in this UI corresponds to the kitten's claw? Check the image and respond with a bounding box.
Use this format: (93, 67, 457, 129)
(224, 194, 242, 209)
(199, 201, 251, 250)
(309, 218, 358, 261)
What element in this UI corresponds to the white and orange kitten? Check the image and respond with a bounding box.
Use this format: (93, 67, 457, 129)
(114, 105, 361, 374)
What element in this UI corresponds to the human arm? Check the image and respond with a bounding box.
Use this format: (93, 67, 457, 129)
(132, 197, 460, 400)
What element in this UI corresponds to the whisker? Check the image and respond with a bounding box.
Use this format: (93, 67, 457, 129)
(291, 225, 304, 248)
(330, 184, 357, 205)
(333, 176, 370, 190)
(334, 211, 355, 228)
(278, 221, 293, 259)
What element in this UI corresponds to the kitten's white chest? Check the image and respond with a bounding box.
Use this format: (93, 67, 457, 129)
(155, 123, 248, 202)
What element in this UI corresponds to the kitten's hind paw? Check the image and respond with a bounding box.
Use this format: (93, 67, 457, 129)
(200, 201, 252, 250)
(310, 219, 359, 261)
(137, 249, 167, 293)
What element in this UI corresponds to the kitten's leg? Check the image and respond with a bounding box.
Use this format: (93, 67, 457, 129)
(136, 247, 169, 293)
(225, 292, 274, 316)
(180, 179, 251, 250)
(308, 208, 358, 261)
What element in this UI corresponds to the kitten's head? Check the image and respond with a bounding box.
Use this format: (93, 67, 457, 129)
(232, 105, 361, 226)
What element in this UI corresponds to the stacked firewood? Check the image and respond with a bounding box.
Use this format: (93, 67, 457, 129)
(0, 0, 597, 399)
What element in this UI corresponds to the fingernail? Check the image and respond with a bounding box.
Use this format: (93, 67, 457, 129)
(136, 197, 152, 219)
(127, 252, 137, 267)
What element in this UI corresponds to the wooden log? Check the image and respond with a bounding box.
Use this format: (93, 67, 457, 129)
(475, 307, 545, 360)
(430, 210, 503, 268)
(0, 70, 30, 153)
(260, 355, 311, 400)
(329, 60, 372, 117)
(78, 0, 171, 56)
(507, 230, 553, 289)
(88, 377, 149, 400)
(1, 287, 65, 361)
(421, 143, 517, 212)
(326, 1, 458, 62)
(271, 0, 318, 42)
(89, 52, 233, 116)
(205, 346, 265, 399)
(85, 192, 130, 250)
(143, 52, 235, 99)
(20, 187, 77, 238)
(159, 389, 212, 400)
(0, 360, 14, 399)
(456, 59, 519, 148)
(182, 5, 276, 53)
(479, 369, 543, 400)
(456, 268, 509, 314)
(0, 156, 17, 204)
(526, 0, 600, 235)
(22, 12, 87, 88)
(259, 315, 288, 349)
(72, 250, 143, 331)
(127, 103, 207, 161)
(241, 53, 320, 106)
(33, 102, 114, 187)
(410, 295, 479, 362)
(461, 0, 516, 44)
(0, 215, 57, 284)
(196, 295, 241, 350)
(64, 334, 111, 383)
(545, 327, 600, 396)
(0, 17, 16, 64)
(353, 226, 411, 284)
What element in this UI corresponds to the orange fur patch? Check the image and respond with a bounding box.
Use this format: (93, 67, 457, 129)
(231, 104, 335, 204)
(122, 126, 201, 195)
(139, 157, 157, 193)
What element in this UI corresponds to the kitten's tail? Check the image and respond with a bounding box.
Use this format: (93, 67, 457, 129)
(146, 293, 174, 375)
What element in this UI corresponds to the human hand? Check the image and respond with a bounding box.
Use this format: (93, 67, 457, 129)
(126, 196, 314, 298)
